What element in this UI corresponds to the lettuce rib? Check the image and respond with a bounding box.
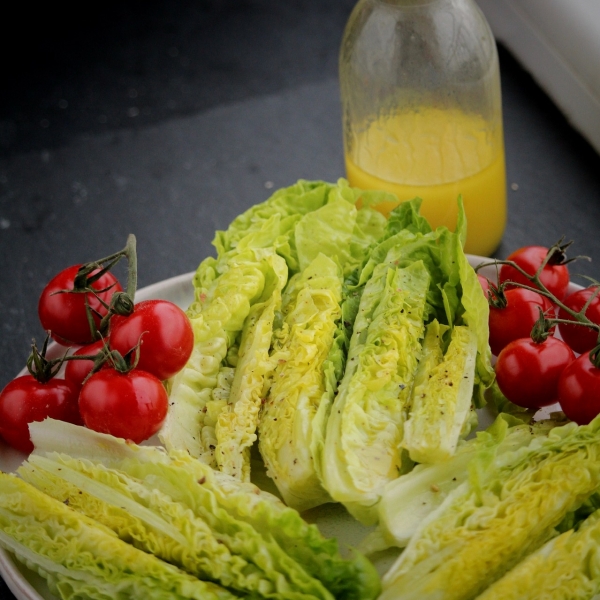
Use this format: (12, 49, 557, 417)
(215, 254, 287, 481)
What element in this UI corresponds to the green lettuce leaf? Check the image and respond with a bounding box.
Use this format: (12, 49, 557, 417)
(213, 253, 288, 481)
(29, 419, 381, 600)
(370, 197, 432, 241)
(310, 270, 363, 496)
(19, 453, 329, 600)
(258, 254, 342, 512)
(320, 260, 431, 524)
(356, 199, 493, 456)
(361, 198, 491, 379)
(0, 473, 240, 600)
(197, 178, 386, 290)
(212, 180, 334, 259)
(293, 197, 357, 275)
(368, 414, 560, 552)
(477, 508, 600, 599)
(379, 415, 600, 600)
(164, 179, 387, 477)
(160, 250, 288, 465)
(403, 322, 478, 463)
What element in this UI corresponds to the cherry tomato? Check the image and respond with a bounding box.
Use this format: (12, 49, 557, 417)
(499, 246, 570, 301)
(64, 339, 107, 388)
(109, 299, 193, 381)
(38, 265, 123, 345)
(557, 287, 600, 354)
(558, 353, 600, 424)
(0, 375, 82, 453)
(495, 336, 575, 409)
(79, 369, 168, 443)
(488, 288, 555, 356)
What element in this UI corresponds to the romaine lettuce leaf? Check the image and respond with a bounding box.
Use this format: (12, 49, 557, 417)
(197, 179, 387, 291)
(0, 473, 240, 600)
(379, 415, 600, 600)
(212, 180, 334, 259)
(214, 253, 288, 481)
(293, 197, 357, 275)
(29, 419, 381, 600)
(367, 414, 560, 552)
(258, 253, 342, 511)
(310, 270, 363, 500)
(477, 507, 600, 599)
(160, 250, 287, 465)
(355, 198, 493, 460)
(368, 197, 432, 242)
(360, 199, 492, 398)
(320, 260, 430, 524)
(19, 453, 330, 600)
(403, 322, 478, 463)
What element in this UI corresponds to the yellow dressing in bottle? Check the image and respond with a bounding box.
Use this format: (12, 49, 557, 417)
(339, 0, 507, 256)
(345, 108, 506, 256)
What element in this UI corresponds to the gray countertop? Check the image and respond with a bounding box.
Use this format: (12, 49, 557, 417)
(2, 1, 600, 598)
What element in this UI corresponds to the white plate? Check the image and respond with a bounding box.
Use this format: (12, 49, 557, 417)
(0, 256, 577, 600)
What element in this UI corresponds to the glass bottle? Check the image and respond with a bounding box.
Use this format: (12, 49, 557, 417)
(340, 0, 506, 256)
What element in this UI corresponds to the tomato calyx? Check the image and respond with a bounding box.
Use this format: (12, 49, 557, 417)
(588, 344, 600, 369)
(104, 336, 145, 375)
(26, 334, 68, 383)
(485, 281, 508, 309)
(26, 333, 115, 387)
(544, 237, 579, 267)
(530, 308, 555, 344)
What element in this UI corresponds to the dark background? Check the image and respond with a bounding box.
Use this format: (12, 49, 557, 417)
(2, 1, 600, 597)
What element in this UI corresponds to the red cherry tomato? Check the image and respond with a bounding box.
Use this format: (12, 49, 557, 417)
(109, 299, 194, 381)
(64, 339, 107, 388)
(495, 337, 575, 409)
(38, 265, 123, 345)
(79, 369, 168, 443)
(488, 288, 555, 356)
(499, 246, 570, 301)
(0, 375, 82, 453)
(557, 287, 600, 354)
(558, 353, 600, 424)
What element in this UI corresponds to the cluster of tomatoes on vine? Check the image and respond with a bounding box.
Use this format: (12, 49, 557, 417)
(0, 235, 193, 453)
(477, 241, 600, 424)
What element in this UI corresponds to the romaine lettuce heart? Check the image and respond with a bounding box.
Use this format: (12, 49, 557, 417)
(258, 253, 342, 512)
(320, 260, 431, 524)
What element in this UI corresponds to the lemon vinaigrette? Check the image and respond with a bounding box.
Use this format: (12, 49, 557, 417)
(345, 108, 507, 256)
(339, 0, 507, 256)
